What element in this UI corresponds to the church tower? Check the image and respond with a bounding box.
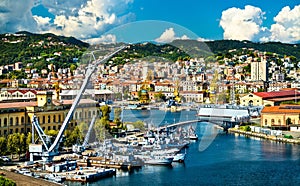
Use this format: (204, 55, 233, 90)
(37, 91, 53, 107)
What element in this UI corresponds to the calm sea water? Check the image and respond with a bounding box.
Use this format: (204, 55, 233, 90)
(66, 110, 300, 186)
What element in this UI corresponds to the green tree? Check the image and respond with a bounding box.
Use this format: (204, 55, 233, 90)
(0, 137, 7, 156)
(26, 132, 32, 151)
(18, 133, 26, 158)
(154, 92, 166, 102)
(70, 64, 77, 72)
(64, 126, 83, 147)
(0, 176, 16, 186)
(78, 122, 88, 136)
(7, 134, 18, 158)
(131, 120, 145, 131)
(114, 108, 122, 122)
(94, 118, 111, 142)
(45, 129, 59, 137)
(100, 105, 111, 121)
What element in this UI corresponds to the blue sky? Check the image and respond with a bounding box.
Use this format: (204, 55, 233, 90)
(0, 0, 299, 43)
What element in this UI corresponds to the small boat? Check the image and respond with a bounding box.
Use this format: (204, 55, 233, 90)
(189, 134, 198, 140)
(144, 156, 173, 165)
(45, 174, 66, 183)
(173, 153, 186, 162)
(187, 126, 198, 140)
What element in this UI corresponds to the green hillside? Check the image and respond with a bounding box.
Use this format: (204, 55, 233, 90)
(0, 31, 89, 70)
(0, 31, 299, 74)
(171, 39, 300, 59)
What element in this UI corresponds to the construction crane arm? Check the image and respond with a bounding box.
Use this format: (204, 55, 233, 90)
(31, 115, 50, 151)
(48, 46, 126, 153)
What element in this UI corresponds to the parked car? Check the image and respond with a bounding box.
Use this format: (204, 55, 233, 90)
(1, 156, 11, 162)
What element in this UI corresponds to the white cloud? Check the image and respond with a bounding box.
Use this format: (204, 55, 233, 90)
(267, 5, 300, 43)
(220, 5, 265, 41)
(43, 0, 135, 39)
(155, 28, 190, 43)
(33, 15, 51, 31)
(84, 34, 117, 44)
(0, 0, 37, 33)
(197, 37, 211, 42)
(0, 0, 134, 40)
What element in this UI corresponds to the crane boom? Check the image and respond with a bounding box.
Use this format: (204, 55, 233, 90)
(82, 115, 96, 147)
(31, 115, 50, 151)
(48, 46, 125, 152)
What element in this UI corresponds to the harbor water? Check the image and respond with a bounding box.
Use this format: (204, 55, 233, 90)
(66, 109, 300, 185)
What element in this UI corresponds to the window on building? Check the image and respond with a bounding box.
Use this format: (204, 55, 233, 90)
(88, 111, 91, 117)
(9, 129, 13, 134)
(4, 118, 7, 127)
(53, 126, 56, 130)
(48, 126, 51, 130)
(10, 118, 13, 126)
(75, 112, 78, 120)
(48, 115, 51, 123)
(278, 119, 281, 125)
(21, 128, 24, 133)
(16, 117, 19, 126)
(265, 119, 267, 125)
(15, 128, 18, 133)
(58, 115, 61, 122)
(53, 115, 56, 123)
(0, 119, 1, 127)
(21, 117, 24, 124)
(42, 116, 45, 124)
(271, 119, 275, 125)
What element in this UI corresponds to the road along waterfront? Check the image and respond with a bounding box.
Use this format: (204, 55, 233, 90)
(65, 109, 300, 185)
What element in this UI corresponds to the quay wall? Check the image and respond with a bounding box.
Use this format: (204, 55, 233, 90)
(228, 128, 300, 145)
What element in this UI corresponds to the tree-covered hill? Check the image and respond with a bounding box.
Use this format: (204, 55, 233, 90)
(1, 31, 299, 73)
(107, 42, 190, 65)
(0, 31, 89, 70)
(171, 39, 300, 59)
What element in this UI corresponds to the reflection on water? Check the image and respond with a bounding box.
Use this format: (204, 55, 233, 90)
(67, 110, 300, 185)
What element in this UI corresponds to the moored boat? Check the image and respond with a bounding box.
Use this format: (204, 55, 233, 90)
(144, 156, 173, 165)
(173, 153, 186, 162)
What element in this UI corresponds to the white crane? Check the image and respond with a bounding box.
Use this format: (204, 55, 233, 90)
(29, 46, 126, 162)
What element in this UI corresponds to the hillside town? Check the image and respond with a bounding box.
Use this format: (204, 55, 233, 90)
(0, 39, 299, 139)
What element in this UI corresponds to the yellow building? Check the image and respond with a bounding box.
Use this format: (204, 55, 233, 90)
(261, 105, 300, 130)
(0, 91, 99, 136)
(240, 90, 300, 106)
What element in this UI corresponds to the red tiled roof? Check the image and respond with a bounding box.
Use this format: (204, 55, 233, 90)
(6, 89, 37, 94)
(0, 102, 37, 109)
(253, 90, 300, 99)
(262, 105, 300, 114)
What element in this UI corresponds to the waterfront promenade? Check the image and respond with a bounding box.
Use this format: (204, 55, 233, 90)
(229, 128, 300, 144)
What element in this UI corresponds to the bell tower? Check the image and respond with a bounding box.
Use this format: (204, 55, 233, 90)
(37, 91, 53, 107)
